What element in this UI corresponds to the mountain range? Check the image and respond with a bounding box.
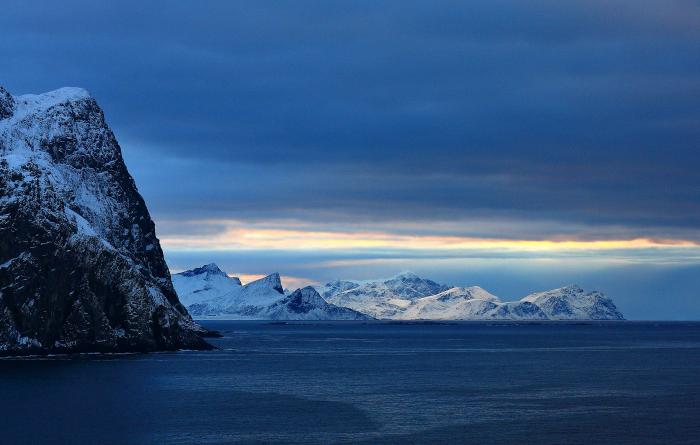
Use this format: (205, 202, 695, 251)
(172, 264, 369, 320)
(320, 272, 624, 320)
(173, 267, 624, 321)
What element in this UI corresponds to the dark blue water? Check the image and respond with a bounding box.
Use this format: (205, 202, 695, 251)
(1, 321, 700, 444)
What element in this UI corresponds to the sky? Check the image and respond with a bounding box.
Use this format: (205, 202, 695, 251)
(2, 0, 700, 318)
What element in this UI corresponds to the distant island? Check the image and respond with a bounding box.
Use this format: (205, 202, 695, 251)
(174, 265, 624, 321)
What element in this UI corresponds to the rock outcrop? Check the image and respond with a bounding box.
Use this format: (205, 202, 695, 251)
(0, 86, 211, 355)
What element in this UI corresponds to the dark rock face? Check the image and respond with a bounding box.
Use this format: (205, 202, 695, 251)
(0, 87, 14, 120)
(179, 263, 229, 279)
(0, 86, 211, 355)
(283, 287, 332, 313)
(489, 302, 548, 320)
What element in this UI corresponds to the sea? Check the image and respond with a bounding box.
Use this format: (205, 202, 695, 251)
(1, 321, 699, 444)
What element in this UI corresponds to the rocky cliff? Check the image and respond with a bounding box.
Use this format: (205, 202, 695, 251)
(0, 86, 210, 355)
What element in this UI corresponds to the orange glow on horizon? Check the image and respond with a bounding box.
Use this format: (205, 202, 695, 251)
(160, 226, 700, 252)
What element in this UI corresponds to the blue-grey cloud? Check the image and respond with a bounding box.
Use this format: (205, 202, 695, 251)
(2, 0, 699, 238)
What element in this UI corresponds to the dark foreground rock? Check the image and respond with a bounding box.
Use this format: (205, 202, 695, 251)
(0, 86, 211, 355)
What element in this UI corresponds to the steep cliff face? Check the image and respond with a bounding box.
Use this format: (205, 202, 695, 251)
(0, 86, 210, 355)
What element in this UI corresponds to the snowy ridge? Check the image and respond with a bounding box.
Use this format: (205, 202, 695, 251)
(319, 273, 449, 319)
(399, 287, 506, 320)
(173, 265, 370, 320)
(321, 273, 624, 320)
(245, 272, 284, 295)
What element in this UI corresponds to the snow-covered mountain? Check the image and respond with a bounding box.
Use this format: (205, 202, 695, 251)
(521, 285, 624, 320)
(172, 264, 370, 320)
(259, 287, 370, 320)
(172, 263, 242, 306)
(321, 273, 624, 320)
(173, 265, 286, 318)
(172, 266, 622, 321)
(0, 86, 209, 355)
(321, 272, 449, 319)
(399, 286, 504, 320)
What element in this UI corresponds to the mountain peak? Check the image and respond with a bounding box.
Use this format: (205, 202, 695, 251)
(25, 86, 91, 104)
(202, 262, 223, 272)
(9, 86, 92, 118)
(247, 273, 284, 294)
(558, 284, 584, 293)
(383, 272, 449, 300)
(437, 286, 500, 302)
(392, 271, 421, 280)
(179, 263, 227, 278)
(289, 286, 326, 305)
(263, 286, 371, 319)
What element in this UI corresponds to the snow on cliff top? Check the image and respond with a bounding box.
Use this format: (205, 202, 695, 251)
(16, 87, 91, 109)
(1, 87, 89, 124)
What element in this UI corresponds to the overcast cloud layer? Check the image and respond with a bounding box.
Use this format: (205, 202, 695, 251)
(2, 1, 700, 318)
